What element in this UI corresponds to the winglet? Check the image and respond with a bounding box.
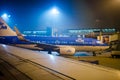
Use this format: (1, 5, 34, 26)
(14, 27, 27, 41)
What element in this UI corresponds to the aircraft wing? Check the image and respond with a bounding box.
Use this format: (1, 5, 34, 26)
(1, 44, 120, 80)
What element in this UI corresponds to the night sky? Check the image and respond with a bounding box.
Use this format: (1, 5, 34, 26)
(0, 0, 120, 31)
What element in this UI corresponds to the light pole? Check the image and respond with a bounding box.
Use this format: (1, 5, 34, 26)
(50, 7, 59, 37)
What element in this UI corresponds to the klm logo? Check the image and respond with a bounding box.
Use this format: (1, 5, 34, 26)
(67, 50, 72, 52)
(0, 22, 7, 30)
(0, 25, 7, 29)
(76, 38, 84, 43)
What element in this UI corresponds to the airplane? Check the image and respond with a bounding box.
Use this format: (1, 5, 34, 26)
(0, 17, 109, 55)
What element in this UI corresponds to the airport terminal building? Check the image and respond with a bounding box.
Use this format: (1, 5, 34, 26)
(23, 27, 116, 37)
(23, 27, 116, 44)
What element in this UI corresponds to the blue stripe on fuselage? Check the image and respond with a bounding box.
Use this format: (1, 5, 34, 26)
(0, 36, 30, 44)
(0, 36, 108, 46)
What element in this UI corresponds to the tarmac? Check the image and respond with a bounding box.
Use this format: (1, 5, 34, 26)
(62, 52, 120, 70)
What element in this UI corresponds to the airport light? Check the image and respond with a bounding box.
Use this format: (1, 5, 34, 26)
(1, 13, 11, 21)
(1, 13, 7, 18)
(51, 7, 59, 15)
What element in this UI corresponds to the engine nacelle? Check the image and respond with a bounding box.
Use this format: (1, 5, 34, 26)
(59, 47, 75, 55)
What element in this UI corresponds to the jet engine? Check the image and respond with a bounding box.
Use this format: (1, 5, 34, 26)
(59, 46, 75, 55)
